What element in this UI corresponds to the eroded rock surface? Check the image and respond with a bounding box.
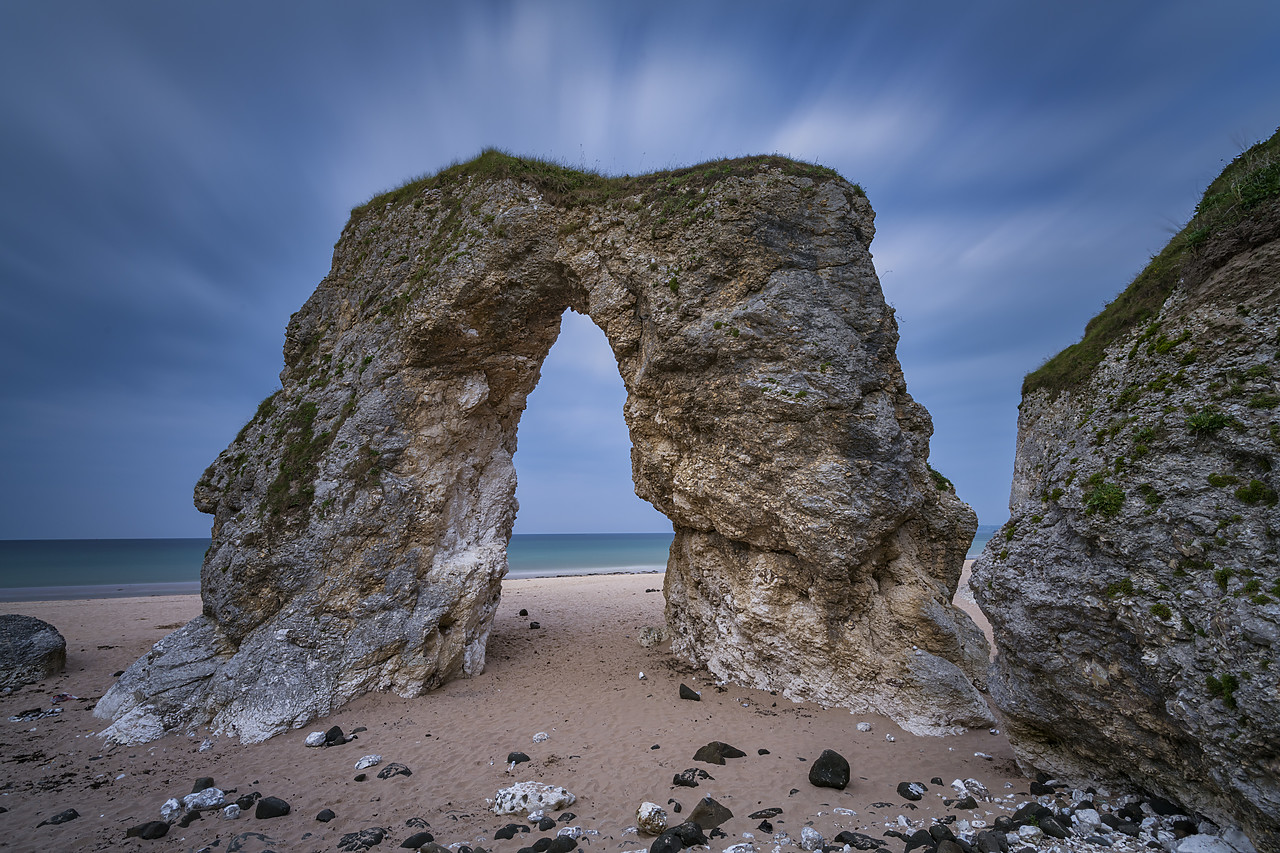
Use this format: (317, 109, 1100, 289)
(96, 152, 987, 745)
(973, 130, 1280, 848)
(0, 614, 66, 686)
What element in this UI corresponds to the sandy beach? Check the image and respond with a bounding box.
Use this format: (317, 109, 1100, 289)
(0, 567, 1037, 852)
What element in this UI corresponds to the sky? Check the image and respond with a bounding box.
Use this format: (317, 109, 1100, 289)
(2, 1, 1278, 540)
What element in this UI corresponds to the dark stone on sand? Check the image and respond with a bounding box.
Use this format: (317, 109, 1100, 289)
(508, 751, 531, 765)
(0, 614, 66, 687)
(1029, 781, 1056, 796)
(178, 810, 203, 828)
(1039, 817, 1069, 839)
(652, 821, 709, 852)
(929, 825, 957, 845)
(993, 816, 1014, 832)
(1012, 802, 1051, 824)
(672, 768, 712, 787)
(651, 744, 660, 749)
(519, 609, 529, 617)
(974, 830, 1003, 853)
(1119, 802, 1144, 823)
(355, 773, 367, 781)
(192, 776, 215, 793)
(530, 838, 554, 852)
(338, 827, 388, 851)
(931, 777, 945, 786)
(236, 792, 261, 810)
(687, 796, 732, 829)
(255, 796, 291, 819)
(495, 824, 529, 840)
(377, 762, 412, 779)
(757, 821, 772, 833)
(326, 725, 347, 745)
(558, 813, 576, 823)
(127, 820, 170, 839)
(955, 795, 978, 810)
(901, 829, 932, 852)
(758, 748, 770, 755)
(537, 816, 556, 831)
(692, 741, 745, 764)
(529, 622, 540, 630)
(113, 669, 125, 676)
(833, 830, 884, 850)
(36, 808, 79, 827)
(679, 684, 700, 701)
(547, 837, 576, 853)
(748, 808, 782, 820)
(897, 781, 926, 801)
(808, 749, 850, 790)
(936, 841, 965, 853)
(318, 809, 337, 822)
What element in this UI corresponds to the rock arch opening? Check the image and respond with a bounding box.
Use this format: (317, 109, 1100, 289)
(97, 153, 991, 745)
(511, 308, 668, 538)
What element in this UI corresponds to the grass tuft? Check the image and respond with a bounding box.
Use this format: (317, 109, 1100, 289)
(1024, 126, 1280, 397)
(348, 148, 850, 223)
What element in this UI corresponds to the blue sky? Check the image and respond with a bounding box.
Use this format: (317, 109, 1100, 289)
(2, 1, 1278, 539)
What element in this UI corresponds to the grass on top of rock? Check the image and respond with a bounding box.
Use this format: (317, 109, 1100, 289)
(1024, 125, 1280, 398)
(348, 148, 855, 222)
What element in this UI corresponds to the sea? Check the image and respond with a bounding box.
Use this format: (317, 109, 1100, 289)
(0, 526, 998, 601)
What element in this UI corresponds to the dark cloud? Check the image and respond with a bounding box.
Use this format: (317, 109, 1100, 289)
(1, 1, 1278, 537)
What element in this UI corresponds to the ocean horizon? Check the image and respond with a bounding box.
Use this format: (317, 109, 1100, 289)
(0, 525, 998, 600)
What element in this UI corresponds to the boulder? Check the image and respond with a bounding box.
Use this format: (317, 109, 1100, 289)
(973, 127, 1280, 852)
(637, 802, 669, 835)
(686, 796, 732, 830)
(95, 152, 989, 746)
(0, 614, 66, 686)
(808, 748, 850, 789)
(491, 781, 576, 815)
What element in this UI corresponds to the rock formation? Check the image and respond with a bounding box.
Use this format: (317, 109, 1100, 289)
(0, 614, 66, 686)
(96, 151, 989, 745)
(973, 129, 1280, 848)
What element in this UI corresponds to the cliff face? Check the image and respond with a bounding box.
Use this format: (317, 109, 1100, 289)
(973, 130, 1280, 847)
(96, 152, 989, 745)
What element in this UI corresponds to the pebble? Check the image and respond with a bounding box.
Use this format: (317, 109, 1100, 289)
(854, 721, 872, 732)
(354, 754, 383, 770)
(305, 731, 327, 747)
(799, 827, 824, 851)
(532, 732, 550, 743)
(221, 804, 241, 820)
(35, 807, 79, 827)
(376, 762, 412, 779)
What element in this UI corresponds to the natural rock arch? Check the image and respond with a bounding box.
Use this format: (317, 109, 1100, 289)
(97, 153, 991, 744)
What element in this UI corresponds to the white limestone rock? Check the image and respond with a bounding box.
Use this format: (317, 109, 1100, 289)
(354, 754, 382, 770)
(492, 782, 576, 815)
(636, 802, 668, 835)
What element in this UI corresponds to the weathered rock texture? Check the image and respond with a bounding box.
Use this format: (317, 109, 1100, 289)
(96, 152, 987, 744)
(0, 614, 66, 686)
(973, 130, 1280, 848)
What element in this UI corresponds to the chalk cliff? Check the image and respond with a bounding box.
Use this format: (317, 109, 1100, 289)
(97, 152, 989, 745)
(973, 129, 1280, 848)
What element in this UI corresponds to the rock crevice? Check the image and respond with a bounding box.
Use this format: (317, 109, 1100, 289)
(97, 153, 987, 744)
